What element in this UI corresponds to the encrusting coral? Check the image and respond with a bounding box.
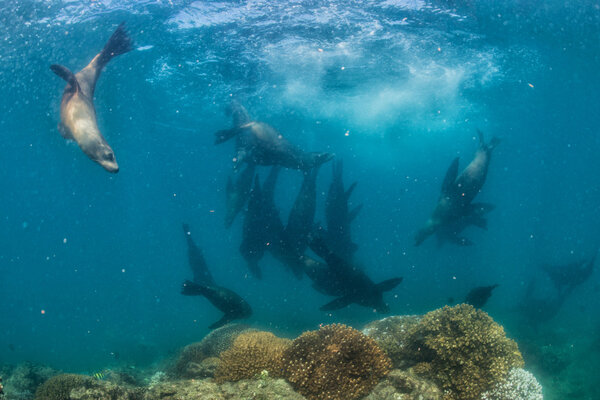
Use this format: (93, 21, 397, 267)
(34, 374, 93, 400)
(282, 323, 392, 400)
(214, 331, 291, 383)
(401, 304, 524, 400)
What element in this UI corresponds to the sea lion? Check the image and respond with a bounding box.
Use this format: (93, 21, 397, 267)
(541, 251, 597, 296)
(324, 159, 362, 259)
(415, 131, 500, 246)
(181, 280, 252, 330)
(464, 284, 499, 309)
(182, 223, 215, 286)
(239, 167, 284, 279)
(215, 101, 334, 170)
(307, 233, 402, 313)
(50, 23, 133, 173)
(270, 165, 321, 279)
(224, 163, 255, 228)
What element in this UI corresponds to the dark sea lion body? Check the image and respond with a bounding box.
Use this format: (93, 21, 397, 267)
(50, 23, 133, 173)
(224, 164, 255, 228)
(182, 280, 252, 330)
(324, 159, 362, 259)
(307, 235, 402, 313)
(464, 284, 499, 308)
(182, 223, 215, 286)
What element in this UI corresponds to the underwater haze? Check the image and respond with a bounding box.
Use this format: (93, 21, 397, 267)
(1, 0, 599, 399)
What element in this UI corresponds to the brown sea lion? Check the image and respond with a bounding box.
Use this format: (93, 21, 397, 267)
(50, 23, 133, 173)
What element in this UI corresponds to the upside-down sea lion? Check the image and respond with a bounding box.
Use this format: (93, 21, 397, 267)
(50, 23, 133, 173)
(415, 131, 500, 246)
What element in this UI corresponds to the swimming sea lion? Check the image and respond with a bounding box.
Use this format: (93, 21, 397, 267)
(182, 223, 215, 286)
(181, 280, 252, 330)
(415, 131, 500, 246)
(464, 284, 499, 308)
(308, 233, 402, 313)
(50, 23, 133, 173)
(215, 101, 334, 170)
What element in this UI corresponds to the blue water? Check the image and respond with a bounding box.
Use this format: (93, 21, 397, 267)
(1, 0, 599, 398)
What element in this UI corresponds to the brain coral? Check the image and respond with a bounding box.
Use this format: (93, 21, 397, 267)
(282, 323, 392, 400)
(172, 324, 254, 378)
(403, 304, 524, 400)
(214, 331, 291, 383)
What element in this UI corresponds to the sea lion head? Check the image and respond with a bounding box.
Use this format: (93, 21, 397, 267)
(93, 144, 119, 173)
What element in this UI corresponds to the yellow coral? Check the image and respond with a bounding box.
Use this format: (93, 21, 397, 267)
(214, 331, 291, 383)
(403, 304, 523, 400)
(282, 324, 392, 400)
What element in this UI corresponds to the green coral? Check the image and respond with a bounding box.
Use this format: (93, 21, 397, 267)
(34, 374, 93, 400)
(402, 304, 524, 400)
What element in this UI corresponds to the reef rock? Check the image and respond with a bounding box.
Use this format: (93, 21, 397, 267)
(143, 377, 305, 400)
(364, 369, 441, 400)
(362, 316, 422, 369)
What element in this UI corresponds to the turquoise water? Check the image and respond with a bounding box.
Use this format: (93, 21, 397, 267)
(0, 1, 599, 398)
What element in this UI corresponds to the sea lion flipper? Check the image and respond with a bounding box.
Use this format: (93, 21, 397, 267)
(375, 277, 403, 292)
(57, 123, 73, 140)
(209, 315, 233, 330)
(97, 22, 133, 67)
(348, 204, 363, 222)
(50, 64, 80, 92)
(442, 157, 459, 194)
(215, 127, 242, 144)
(320, 295, 353, 311)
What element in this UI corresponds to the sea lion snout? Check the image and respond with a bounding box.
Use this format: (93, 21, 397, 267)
(96, 149, 119, 173)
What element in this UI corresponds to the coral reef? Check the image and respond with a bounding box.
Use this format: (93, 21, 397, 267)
(3, 363, 59, 400)
(34, 374, 93, 400)
(171, 324, 254, 378)
(364, 369, 441, 400)
(362, 315, 422, 369)
(481, 368, 543, 400)
(401, 304, 524, 400)
(282, 324, 391, 400)
(214, 331, 291, 383)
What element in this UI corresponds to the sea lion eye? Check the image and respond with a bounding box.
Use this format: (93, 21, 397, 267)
(104, 153, 115, 161)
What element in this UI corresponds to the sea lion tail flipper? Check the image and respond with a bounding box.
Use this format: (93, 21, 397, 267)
(50, 64, 80, 91)
(470, 216, 488, 230)
(97, 22, 133, 67)
(311, 152, 334, 169)
(215, 128, 242, 144)
(348, 203, 363, 222)
(477, 129, 501, 152)
(442, 157, 460, 194)
(320, 295, 353, 311)
(375, 277, 403, 292)
(209, 315, 233, 330)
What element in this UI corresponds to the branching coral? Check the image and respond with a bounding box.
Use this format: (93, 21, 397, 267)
(481, 368, 543, 400)
(402, 304, 524, 400)
(214, 331, 291, 383)
(282, 323, 392, 400)
(34, 374, 93, 400)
